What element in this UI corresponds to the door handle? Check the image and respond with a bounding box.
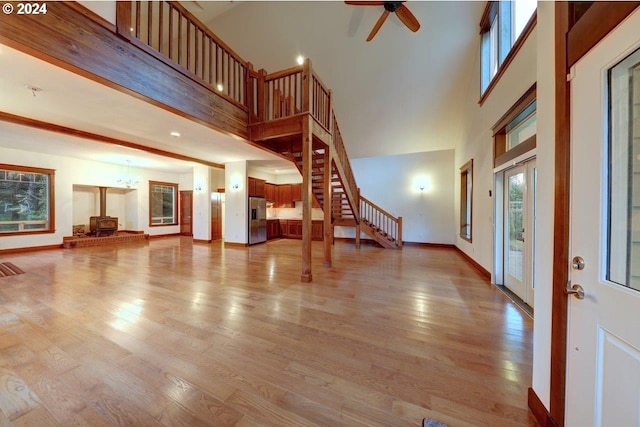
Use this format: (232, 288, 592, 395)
(564, 282, 585, 300)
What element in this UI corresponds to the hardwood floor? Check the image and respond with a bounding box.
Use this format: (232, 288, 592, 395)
(0, 238, 536, 426)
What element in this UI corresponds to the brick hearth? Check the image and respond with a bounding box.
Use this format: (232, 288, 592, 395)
(63, 231, 149, 248)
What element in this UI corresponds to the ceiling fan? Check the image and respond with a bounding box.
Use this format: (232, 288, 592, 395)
(345, 1, 421, 42)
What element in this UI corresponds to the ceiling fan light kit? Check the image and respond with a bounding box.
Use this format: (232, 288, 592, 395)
(345, 1, 421, 42)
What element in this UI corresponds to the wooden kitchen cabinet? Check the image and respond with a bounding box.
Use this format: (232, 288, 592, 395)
(312, 221, 323, 240)
(265, 183, 276, 203)
(255, 179, 265, 197)
(267, 219, 280, 240)
(248, 177, 266, 197)
(277, 219, 323, 240)
(291, 183, 302, 202)
(278, 184, 293, 207)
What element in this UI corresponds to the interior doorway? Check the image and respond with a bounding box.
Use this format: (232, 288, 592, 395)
(495, 157, 537, 309)
(179, 190, 193, 236)
(211, 192, 223, 241)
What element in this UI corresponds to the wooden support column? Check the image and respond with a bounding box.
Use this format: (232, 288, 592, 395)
(323, 148, 332, 267)
(300, 58, 313, 282)
(301, 115, 313, 282)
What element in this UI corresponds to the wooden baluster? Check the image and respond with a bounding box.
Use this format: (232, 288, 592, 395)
(194, 28, 199, 77)
(147, 1, 152, 46)
(294, 72, 299, 113)
(201, 30, 206, 80)
(135, 1, 141, 38)
(168, 5, 173, 60)
(227, 53, 231, 97)
(187, 19, 191, 72)
(158, 1, 164, 55)
(177, 12, 182, 65)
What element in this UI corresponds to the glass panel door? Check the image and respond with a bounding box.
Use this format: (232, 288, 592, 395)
(505, 167, 526, 298)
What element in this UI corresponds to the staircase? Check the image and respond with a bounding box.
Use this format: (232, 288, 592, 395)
(114, 0, 403, 278)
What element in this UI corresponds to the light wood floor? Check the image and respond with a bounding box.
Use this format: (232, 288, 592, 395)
(0, 238, 536, 427)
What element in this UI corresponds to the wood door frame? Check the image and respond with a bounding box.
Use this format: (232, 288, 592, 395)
(545, 4, 640, 427)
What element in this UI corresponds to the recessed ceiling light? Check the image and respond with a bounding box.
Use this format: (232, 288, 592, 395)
(296, 55, 305, 65)
(216, 83, 224, 91)
(170, 131, 181, 138)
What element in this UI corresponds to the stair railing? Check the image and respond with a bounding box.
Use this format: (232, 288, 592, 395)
(331, 113, 360, 220)
(311, 71, 331, 131)
(360, 195, 403, 247)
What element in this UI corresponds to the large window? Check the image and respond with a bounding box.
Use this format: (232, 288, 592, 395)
(492, 84, 537, 167)
(149, 181, 178, 226)
(460, 159, 473, 242)
(480, 0, 537, 96)
(0, 164, 55, 235)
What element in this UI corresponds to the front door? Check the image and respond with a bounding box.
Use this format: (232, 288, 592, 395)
(567, 9, 640, 426)
(179, 190, 193, 236)
(504, 159, 536, 307)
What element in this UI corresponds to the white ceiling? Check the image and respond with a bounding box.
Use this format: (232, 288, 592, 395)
(0, 1, 484, 174)
(0, 43, 294, 174)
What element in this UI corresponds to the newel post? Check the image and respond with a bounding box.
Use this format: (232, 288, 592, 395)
(245, 62, 255, 124)
(355, 188, 361, 249)
(397, 216, 403, 248)
(115, 2, 132, 38)
(257, 69, 266, 122)
(302, 58, 312, 114)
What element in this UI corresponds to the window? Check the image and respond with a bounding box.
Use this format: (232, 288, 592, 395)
(480, 1, 537, 96)
(149, 181, 178, 226)
(460, 159, 473, 242)
(0, 164, 55, 235)
(492, 84, 537, 167)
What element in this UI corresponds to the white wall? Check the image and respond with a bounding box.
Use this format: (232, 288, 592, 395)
(0, 146, 188, 250)
(77, 1, 116, 25)
(72, 185, 130, 227)
(456, 27, 538, 271)
(454, 8, 555, 414)
(532, 1, 555, 410)
(192, 164, 211, 241)
(335, 149, 455, 244)
(224, 160, 248, 244)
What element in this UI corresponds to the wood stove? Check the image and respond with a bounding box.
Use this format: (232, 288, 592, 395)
(89, 187, 118, 237)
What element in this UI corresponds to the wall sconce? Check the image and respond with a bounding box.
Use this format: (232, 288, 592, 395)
(195, 185, 203, 192)
(232, 183, 239, 191)
(413, 176, 432, 194)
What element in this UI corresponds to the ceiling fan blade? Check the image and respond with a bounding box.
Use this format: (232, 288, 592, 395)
(366, 10, 389, 42)
(395, 4, 421, 33)
(345, 1, 385, 6)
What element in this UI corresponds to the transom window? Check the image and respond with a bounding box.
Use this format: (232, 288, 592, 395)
(149, 181, 178, 226)
(0, 164, 55, 235)
(480, 0, 537, 96)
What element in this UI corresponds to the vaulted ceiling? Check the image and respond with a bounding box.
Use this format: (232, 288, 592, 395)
(200, 1, 485, 159)
(1, 1, 485, 174)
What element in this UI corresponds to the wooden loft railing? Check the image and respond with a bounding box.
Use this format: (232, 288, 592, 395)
(247, 63, 331, 131)
(116, 0, 249, 110)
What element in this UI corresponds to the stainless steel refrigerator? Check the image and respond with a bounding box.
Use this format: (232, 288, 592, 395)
(248, 196, 267, 245)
